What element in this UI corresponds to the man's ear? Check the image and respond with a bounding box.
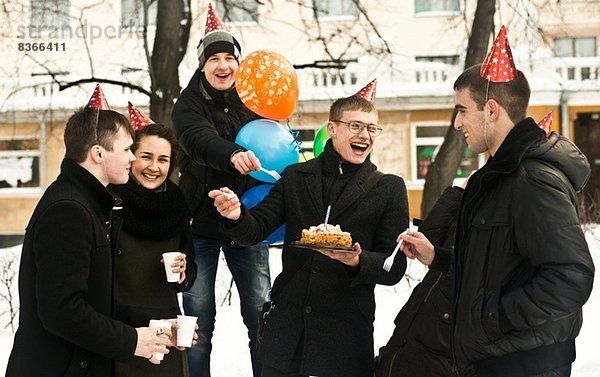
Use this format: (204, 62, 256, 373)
(326, 121, 336, 137)
(486, 99, 501, 123)
(91, 145, 103, 163)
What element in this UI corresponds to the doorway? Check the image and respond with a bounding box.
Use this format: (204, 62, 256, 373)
(574, 112, 600, 222)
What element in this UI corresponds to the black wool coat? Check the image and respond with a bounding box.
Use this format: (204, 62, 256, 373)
(172, 69, 260, 240)
(7, 159, 137, 377)
(224, 149, 410, 377)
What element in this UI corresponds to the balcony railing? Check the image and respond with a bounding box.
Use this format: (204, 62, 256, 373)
(1, 56, 599, 112)
(552, 57, 600, 86)
(296, 58, 462, 101)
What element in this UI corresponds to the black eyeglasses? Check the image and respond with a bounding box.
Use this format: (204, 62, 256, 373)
(331, 120, 383, 137)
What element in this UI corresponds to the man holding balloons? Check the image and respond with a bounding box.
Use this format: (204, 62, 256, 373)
(171, 5, 270, 377)
(209, 81, 410, 377)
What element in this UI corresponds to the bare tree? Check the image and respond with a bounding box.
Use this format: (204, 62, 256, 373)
(0, 250, 18, 333)
(420, 0, 497, 218)
(148, 0, 191, 125)
(16, 0, 191, 126)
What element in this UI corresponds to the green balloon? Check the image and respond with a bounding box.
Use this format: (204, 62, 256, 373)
(313, 122, 330, 157)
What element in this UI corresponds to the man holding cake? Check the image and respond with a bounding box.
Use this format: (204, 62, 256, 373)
(208, 80, 410, 377)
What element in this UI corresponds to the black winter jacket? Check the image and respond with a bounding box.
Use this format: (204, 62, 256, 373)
(223, 142, 410, 377)
(451, 119, 595, 376)
(376, 186, 463, 377)
(7, 159, 137, 377)
(171, 69, 260, 240)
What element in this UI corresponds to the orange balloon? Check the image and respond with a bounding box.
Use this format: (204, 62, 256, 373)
(236, 50, 299, 121)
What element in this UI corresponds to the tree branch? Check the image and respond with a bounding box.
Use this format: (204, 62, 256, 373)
(58, 78, 151, 96)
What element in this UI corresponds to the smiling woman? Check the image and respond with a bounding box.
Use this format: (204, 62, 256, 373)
(131, 135, 172, 191)
(108, 122, 197, 377)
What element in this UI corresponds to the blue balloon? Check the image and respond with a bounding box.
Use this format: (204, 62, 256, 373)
(240, 184, 285, 245)
(235, 119, 299, 183)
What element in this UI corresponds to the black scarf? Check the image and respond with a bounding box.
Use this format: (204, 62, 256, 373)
(110, 178, 190, 241)
(321, 139, 369, 206)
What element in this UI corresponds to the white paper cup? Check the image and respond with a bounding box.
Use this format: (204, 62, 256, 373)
(176, 315, 197, 347)
(162, 252, 182, 283)
(149, 319, 172, 361)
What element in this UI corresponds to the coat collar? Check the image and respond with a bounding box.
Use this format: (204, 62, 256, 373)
(296, 151, 377, 223)
(485, 117, 545, 175)
(59, 158, 119, 220)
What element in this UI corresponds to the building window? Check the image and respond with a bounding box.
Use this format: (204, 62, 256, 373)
(290, 128, 316, 160)
(554, 37, 596, 58)
(121, 0, 157, 28)
(30, 0, 70, 28)
(0, 138, 41, 190)
(415, 0, 459, 13)
(216, 0, 258, 23)
(314, 0, 359, 18)
(412, 123, 478, 181)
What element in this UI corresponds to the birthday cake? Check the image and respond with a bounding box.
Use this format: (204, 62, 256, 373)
(299, 223, 352, 248)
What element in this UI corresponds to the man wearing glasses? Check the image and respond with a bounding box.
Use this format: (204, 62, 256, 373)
(208, 80, 410, 377)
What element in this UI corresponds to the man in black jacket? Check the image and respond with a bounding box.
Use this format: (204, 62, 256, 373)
(400, 64, 594, 377)
(376, 185, 463, 377)
(209, 88, 410, 377)
(171, 5, 270, 377)
(7, 106, 172, 376)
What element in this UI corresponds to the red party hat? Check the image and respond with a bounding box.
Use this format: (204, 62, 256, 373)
(128, 102, 154, 131)
(480, 26, 517, 83)
(205, 3, 228, 34)
(355, 79, 377, 104)
(537, 111, 552, 138)
(87, 84, 110, 110)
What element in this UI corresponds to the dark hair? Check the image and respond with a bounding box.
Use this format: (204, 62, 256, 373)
(329, 95, 377, 122)
(453, 64, 531, 124)
(133, 123, 179, 177)
(64, 107, 134, 162)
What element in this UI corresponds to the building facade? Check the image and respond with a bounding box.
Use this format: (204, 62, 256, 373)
(1, 0, 599, 240)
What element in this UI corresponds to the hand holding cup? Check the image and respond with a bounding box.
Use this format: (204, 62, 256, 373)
(176, 315, 198, 348)
(161, 252, 183, 283)
(148, 319, 172, 361)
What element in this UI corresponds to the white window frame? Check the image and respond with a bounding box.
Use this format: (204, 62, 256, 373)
(313, 0, 359, 21)
(121, 0, 157, 29)
(410, 121, 482, 185)
(30, 0, 70, 29)
(0, 133, 45, 197)
(414, 0, 460, 16)
(216, 0, 259, 25)
(554, 37, 597, 58)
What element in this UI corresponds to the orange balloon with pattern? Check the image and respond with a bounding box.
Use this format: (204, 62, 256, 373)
(236, 50, 298, 121)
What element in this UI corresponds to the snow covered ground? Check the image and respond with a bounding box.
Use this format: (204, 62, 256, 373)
(0, 225, 598, 376)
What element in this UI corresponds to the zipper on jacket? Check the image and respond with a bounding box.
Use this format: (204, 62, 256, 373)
(338, 160, 343, 174)
(451, 167, 508, 377)
(424, 272, 444, 303)
(387, 351, 399, 377)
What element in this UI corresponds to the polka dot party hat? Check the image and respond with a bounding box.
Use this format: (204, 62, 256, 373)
(480, 25, 516, 83)
(87, 84, 110, 110)
(128, 102, 154, 131)
(354, 79, 377, 104)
